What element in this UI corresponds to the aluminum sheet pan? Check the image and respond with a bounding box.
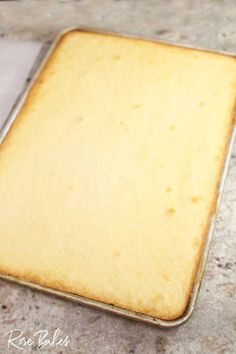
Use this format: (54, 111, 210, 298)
(0, 28, 235, 328)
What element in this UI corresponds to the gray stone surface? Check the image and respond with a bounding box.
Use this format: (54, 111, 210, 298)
(0, 1, 235, 353)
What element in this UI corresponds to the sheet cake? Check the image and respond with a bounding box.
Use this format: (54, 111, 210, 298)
(0, 31, 236, 320)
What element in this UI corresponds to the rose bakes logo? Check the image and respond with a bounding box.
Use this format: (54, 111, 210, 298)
(4, 328, 70, 351)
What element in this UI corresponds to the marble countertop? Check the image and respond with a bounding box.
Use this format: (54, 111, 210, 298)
(0, 1, 235, 353)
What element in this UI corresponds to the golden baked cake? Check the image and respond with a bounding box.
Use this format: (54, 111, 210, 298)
(0, 31, 235, 320)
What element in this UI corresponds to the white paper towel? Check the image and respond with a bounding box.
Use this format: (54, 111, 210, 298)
(0, 39, 42, 129)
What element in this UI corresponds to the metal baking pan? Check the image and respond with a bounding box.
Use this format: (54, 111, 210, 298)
(0, 28, 235, 328)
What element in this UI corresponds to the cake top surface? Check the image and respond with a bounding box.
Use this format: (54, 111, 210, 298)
(0, 31, 235, 320)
